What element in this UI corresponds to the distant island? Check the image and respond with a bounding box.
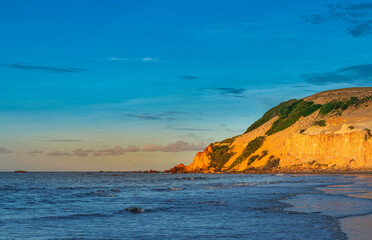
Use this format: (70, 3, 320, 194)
(168, 87, 372, 173)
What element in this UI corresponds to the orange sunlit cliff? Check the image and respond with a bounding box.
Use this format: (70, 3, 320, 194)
(168, 87, 372, 173)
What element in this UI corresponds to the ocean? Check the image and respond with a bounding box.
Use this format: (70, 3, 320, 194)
(1, 172, 371, 239)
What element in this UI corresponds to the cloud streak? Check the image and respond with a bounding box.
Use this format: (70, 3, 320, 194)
(302, 64, 372, 85)
(166, 125, 215, 131)
(179, 75, 199, 80)
(161, 141, 205, 152)
(201, 88, 247, 98)
(0, 63, 86, 73)
(107, 57, 159, 63)
(26, 150, 44, 155)
(217, 88, 246, 96)
(45, 141, 204, 157)
(92, 146, 139, 156)
(33, 139, 84, 142)
(141, 57, 159, 62)
(142, 141, 205, 152)
(142, 144, 163, 152)
(125, 111, 186, 121)
(107, 57, 128, 61)
(47, 151, 71, 156)
(301, 2, 372, 37)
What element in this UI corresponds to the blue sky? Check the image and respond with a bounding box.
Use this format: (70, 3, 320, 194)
(1, 0, 372, 170)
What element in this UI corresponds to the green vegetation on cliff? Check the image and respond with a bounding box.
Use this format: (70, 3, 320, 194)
(208, 145, 234, 171)
(265, 100, 321, 135)
(245, 99, 297, 134)
(245, 99, 321, 135)
(365, 128, 372, 140)
(319, 96, 372, 116)
(314, 120, 326, 127)
(261, 156, 280, 170)
(245, 96, 372, 137)
(228, 136, 266, 170)
(247, 155, 259, 165)
(220, 136, 238, 145)
(247, 150, 268, 166)
(319, 97, 357, 115)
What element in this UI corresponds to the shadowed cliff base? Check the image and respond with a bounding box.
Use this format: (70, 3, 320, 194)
(167, 87, 372, 174)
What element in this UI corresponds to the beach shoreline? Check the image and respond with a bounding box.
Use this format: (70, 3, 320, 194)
(317, 174, 372, 240)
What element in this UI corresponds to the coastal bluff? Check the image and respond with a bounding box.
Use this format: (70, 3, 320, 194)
(168, 87, 372, 173)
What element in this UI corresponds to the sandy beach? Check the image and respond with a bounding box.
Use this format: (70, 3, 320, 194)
(320, 175, 372, 240)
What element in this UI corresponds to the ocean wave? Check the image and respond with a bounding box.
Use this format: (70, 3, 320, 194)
(169, 187, 183, 191)
(40, 199, 57, 204)
(204, 182, 257, 189)
(154, 187, 184, 191)
(252, 206, 284, 212)
(183, 177, 208, 180)
(57, 186, 87, 190)
(0, 185, 19, 191)
(73, 190, 117, 198)
(35, 213, 110, 220)
(197, 201, 227, 206)
(0, 186, 46, 192)
(203, 181, 290, 190)
(204, 185, 226, 189)
(172, 176, 209, 181)
(91, 190, 116, 197)
(117, 206, 173, 214)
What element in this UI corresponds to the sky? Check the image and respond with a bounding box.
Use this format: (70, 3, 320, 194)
(1, 0, 372, 171)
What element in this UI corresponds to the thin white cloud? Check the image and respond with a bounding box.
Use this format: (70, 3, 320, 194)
(140, 57, 159, 62)
(106, 57, 159, 62)
(107, 57, 128, 61)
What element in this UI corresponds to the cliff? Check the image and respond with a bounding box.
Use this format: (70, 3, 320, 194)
(169, 87, 372, 173)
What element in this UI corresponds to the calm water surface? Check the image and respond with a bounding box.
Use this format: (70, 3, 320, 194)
(1, 172, 371, 239)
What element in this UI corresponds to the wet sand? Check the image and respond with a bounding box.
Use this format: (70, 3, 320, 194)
(340, 214, 372, 240)
(321, 175, 372, 240)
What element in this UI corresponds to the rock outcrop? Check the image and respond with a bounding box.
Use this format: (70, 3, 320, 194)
(168, 87, 372, 173)
(186, 145, 213, 172)
(165, 163, 187, 173)
(126, 207, 145, 213)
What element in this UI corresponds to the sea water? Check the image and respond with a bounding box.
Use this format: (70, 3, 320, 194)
(1, 172, 371, 239)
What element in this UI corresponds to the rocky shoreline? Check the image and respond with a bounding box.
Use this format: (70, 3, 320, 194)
(165, 165, 372, 175)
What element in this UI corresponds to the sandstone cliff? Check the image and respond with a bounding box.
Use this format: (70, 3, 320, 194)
(169, 87, 372, 173)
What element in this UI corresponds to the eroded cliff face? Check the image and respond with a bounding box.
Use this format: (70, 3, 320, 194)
(169, 87, 372, 173)
(186, 145, 212, 172)
(282, 130, 372, 169)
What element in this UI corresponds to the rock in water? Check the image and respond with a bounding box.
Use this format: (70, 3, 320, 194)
(126, 207, 145, 213)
